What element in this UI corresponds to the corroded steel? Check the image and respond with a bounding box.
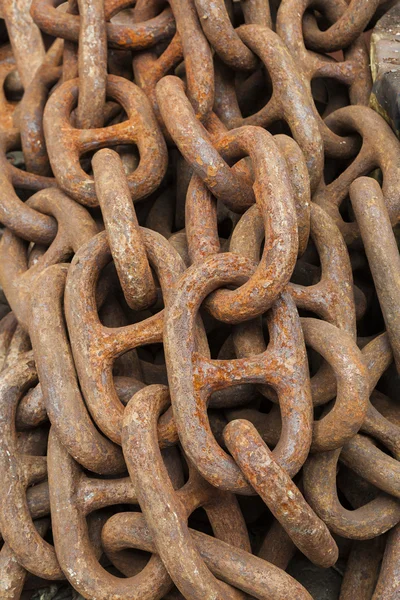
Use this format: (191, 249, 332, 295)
(0, 1, 399, 599)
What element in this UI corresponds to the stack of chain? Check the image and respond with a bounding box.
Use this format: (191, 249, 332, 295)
(0, 0, 399, 598)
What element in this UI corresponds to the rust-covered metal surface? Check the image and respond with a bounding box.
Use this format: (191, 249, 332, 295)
(0, 1, 399, 599)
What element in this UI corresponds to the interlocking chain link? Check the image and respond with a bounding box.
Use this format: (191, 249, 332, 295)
(0, 1, 399, 598)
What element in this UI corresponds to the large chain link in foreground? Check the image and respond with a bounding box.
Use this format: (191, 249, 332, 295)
(0, 0, 399, 598)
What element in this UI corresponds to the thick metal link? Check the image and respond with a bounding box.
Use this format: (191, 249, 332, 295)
(93, 148, 158, 310)
(194, 0, 270, 72)
(3, 0, 45, 88)
(44, 74, 167, 205)
(315, 105, 400, 242)
(214, 24, 324, 191)
(65, 229, 186, 444)
(31, 0, 176, 49)
(0, 1, 399, 597)
(0, 187, 98, 329)
(277, 0, 371, 157)
(165, 280, 312, 493)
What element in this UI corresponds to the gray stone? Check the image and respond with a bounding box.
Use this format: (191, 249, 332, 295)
(370, 2, 400, 136)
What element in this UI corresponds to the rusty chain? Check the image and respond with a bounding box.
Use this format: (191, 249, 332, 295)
(0, 0, 399, 598)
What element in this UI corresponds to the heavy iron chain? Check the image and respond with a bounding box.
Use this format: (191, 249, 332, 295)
(0, 0, 399, 598)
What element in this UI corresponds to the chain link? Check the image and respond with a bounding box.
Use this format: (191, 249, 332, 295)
(0, 1, 399, 598)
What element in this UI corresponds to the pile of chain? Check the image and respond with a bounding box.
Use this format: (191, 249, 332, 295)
(0, 0, 400, 598)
